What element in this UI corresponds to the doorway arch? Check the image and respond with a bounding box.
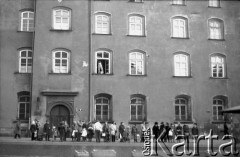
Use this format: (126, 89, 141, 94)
(50, 105, 70, 127)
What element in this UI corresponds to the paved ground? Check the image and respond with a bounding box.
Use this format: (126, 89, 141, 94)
(0, 137, 239, 157)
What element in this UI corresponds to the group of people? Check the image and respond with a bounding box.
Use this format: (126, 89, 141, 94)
(24, 119, 230, 143)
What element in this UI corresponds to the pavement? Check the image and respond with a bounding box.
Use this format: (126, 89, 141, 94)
(0, 137, 239, 157)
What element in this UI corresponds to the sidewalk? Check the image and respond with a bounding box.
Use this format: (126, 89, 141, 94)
(0, 136, 237, 147)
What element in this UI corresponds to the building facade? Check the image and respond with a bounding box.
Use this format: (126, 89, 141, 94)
(1, 0, 240, 136)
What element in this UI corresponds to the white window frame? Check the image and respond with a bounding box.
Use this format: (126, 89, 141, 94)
(213, 98, 224, 121)
(172, 17, 188, 38)
(53, 9, 71, 30)
(211, 55, 225, 78)
(129, 15, 144, 36)
(19, 49, 32, 73)
(175, 98, 187, 121)
(209, 19, 223, 40)
(129, 52, 145, 75)
(95, 51, 111, 74)
(18, 95, 30, 120)
(95, 97, 110, 121)
(95, 14, 110, 34)
(209, 0, 220, 7)
(52, 50, 70, 73)
(130, 97, 144, 121)
(20, 11, 34, 32)
(174, 53, 189, 76)
(172, 0, 185, 5)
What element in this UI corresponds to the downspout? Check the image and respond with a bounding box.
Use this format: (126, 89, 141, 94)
(29, 0, 36, 129)
(88, 0, 92, 122)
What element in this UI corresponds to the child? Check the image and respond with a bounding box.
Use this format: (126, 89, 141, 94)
(52, 126, 57, 142)
(81, 127, 87, 142)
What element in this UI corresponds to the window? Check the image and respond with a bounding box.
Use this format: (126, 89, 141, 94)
(52, 8, 71, 30)
(175, 95, 191, 121)
(208, 19, 224, 40)
(18, 91, 30, 120)
(129, 51, 145, 75)
(19, 49, 32, 73)
(94, 94, 112, 121)
(210, 54, 226, 78)
(174, 53, 189, 77)
(95, 13, 111, 34)
(209, 0, 220, 7)
(130, 95, 146, 121)
(212, 96, 227, 121)
(52, 50, 70, 73)
(95, 50, 111, 74)
(172, 0, 186, 5)
(172, 16, 188, 38)
(128, 14, 145, 36)
(20, 11, 34, 32)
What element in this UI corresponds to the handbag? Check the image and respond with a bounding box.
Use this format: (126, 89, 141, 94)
(102, 132, 106, 137)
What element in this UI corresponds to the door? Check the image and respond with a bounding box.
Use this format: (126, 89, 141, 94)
(50, 105, 70, 128)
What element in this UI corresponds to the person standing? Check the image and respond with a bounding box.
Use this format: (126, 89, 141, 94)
(224, 122, 229, 135)
(35, 120, 40, 140)
(119, 122, 125, 142)
(164, 122, 170, 142)
(43, 120, 51, 141)
(140, 122, 146, 142)
(131, 124, 138, 143)
(14, 120, 21, 139)
(58, 121, 65, 142)
(94, 120, 102, 142)
(30, 121, 36, 141)
(191, 123, 199, 141)
(110, 122, 117, 142)
(175, 122, 182, 143)
(87, 122, 94, 142)
(102, 121, 109, 142)
(152, 122, 160, 156)
(64, 120, 69, 141)
(183, 124, 190, 151)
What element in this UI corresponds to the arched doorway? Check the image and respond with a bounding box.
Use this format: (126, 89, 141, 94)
(50, 105, 70, 127)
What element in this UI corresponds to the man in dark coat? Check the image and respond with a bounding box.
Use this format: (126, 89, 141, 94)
(119, 122, 125, 142)
(175, 122, 182, 143)
(58, 121, 65, 142)
(191, 123, 199, 140)
(224, 122, 229, 135)
(183, 124, 190, 151)
(43, 120, 51, 141)
(152, 122, 160, 155)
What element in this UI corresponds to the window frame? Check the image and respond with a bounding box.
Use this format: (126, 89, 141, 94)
(19, 49, 32, 73)
(129, 0, 143, 2)
(171, 16, 189, 38)
(128, 14, 145, 36)
(95, 50, 112, 75)
(18, 92, 30, 120)
(173, 52, 190, 77)
(129, 51, 146, 75)
(52, 50, 70, 74)
(94, 12, 111, 34)
(130, 95, 146, 121)
(175, 98, 187, 121)
(20, 11, 34, 32)
(52, 8, 71, 30)
(208, 18, 224, 40)
(210, 54, 226, 78)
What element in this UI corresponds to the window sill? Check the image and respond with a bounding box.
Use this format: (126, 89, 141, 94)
(172, 76, 192, 78)
(48, 72, 72, 75)
(128, 1, 144, 3)
(127, 35, 146, 37)
(50, 29, 72, 32)
(208, 6, 221, 9)
(208, 38, 225, 41)
(17, 30, 34, 33)
(171, 4, 186, 6)
(171, 37, 190, 39)
(128, 121, 144, 124)
(209, 77, 228, 80)
(14, 72, 31, 75)
(92, 33, 112, 36)
(211, 120, 226, 124)
(92, 73, 114, 76)
(174, 120, 193, 124)
(126, 74, 147, 77)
